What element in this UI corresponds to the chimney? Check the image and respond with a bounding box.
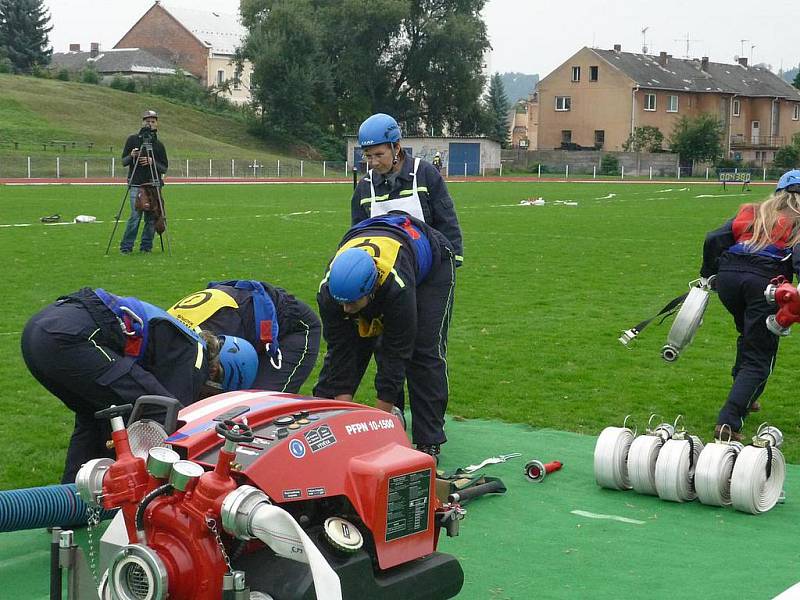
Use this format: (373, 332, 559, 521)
(701, 56, 709, 71)
(613, 44, 621, 52)
(69, 43, 81, 52)
(738, 57, 748, 67)
(658, 51, 668, 66)
(90, 42, 99, 58)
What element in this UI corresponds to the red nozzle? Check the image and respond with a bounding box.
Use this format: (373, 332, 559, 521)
(524, 460, 563, 482)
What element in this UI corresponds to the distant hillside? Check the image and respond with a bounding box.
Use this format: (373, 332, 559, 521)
(0, 74, 288, 160)
(498, 72, 539, 103)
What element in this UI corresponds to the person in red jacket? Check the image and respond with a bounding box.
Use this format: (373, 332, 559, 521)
(700, 170, 800, 440)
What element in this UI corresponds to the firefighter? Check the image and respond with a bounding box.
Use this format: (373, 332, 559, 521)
(314, 213, 456, 463)
(168, 280, 321, 393)
(701, 170, 800, 440)
(21, 288, 258, 483)
(352, 113, 463, 267)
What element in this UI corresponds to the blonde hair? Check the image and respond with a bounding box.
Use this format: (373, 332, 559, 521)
(199, 329, 221, 374)
(745, 190, 800, 251)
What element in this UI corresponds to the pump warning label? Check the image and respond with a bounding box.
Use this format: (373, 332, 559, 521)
(386, 469, 431, 541)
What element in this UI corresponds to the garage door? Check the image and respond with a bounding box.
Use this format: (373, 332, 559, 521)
(448, 143, 480, 176)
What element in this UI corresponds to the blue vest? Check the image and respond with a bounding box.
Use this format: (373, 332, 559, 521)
(351, 214, 433, 283)
(94, 288, 204, 361)
(208, 280, 280, 358)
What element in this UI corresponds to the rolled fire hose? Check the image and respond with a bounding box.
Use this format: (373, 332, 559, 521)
(593, 426, 634, 490)
(662, 284, 710, 362)
(628, 435, 665, 496)
(694, 442, 742, 507)
(0, 483, 115, 532)
(730, 445, 786, 514)
(654, 436, 704, 502)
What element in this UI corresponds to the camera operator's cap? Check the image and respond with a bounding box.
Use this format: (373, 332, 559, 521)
(776, 169, 800, 192)
(141, 110, 158, 119)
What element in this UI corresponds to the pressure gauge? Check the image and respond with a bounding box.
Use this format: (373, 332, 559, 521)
(169, 460, 205, 491)
(146, 446, 180, 479)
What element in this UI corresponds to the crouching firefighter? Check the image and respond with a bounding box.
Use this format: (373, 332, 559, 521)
(21, 288, 258, 483)
(168, 279, 321, 393)
(314, 213, 456, 463)
(701, 169, 800, 441)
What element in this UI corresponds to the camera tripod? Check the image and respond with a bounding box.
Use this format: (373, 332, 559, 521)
(105, 132, 171, 256)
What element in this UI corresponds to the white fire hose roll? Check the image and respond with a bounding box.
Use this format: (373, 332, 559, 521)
(654, 436, 704, 502)
(694, 442, 740, 507)
(628, 435, 664, 496)
(730, 445, 786, 514)
(594, 426, 634, 490)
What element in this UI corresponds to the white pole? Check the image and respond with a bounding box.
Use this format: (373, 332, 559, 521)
(538, 164, 541, 178)
(323, 161, 326, 177)
(464, 162, 467, 177)
(499, 162, 503, 177)
(56, 157, 60, 178)
(209, 159, 212, 177)
(705, 167, 709, 180)
(231, 159, 235, 177)
(111, 156, 115, 178)
(84, 161, 88, 178)
(27, 156, 31, 178)
(482, 165, 485, 177)
(677, 166, 681, 179)
(345, 161, 348, 176)
(649, 165, 652, 180)
(300, 160, 304, 177)
(565, 164, 569, 179)
(621, 164, 624, 180)
(277, 159, 280, 178)
(186, 159, 189, 177)
(593, 165, 596, 179)
(763, 168, 767, 181)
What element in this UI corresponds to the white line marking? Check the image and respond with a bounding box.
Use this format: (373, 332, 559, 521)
(570, 510, 645, 524)
(695, 193, 750, 198)
(595, 193, 617, 199)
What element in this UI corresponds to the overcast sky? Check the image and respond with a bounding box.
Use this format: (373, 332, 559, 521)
(46, 0, 800, 77)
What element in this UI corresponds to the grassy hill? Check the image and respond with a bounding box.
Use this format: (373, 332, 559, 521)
(0, 74, 291, 161)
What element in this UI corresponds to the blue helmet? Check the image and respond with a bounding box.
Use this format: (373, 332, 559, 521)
(328, 248, 378, 303)
(218, 335, 258, 391)
(358, 113, 401, 147)
(776, 170, 800, 192)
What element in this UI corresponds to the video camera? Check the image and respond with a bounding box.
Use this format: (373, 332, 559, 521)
(137, 126, 157, 149)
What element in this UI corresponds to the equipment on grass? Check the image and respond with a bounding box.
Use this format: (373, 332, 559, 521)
(694, 427, 743, 507)
(653, 417, 704, 503)
(59, 392, 465, 599)
(764, 277, 800, 336)
(40, 214, 61, 223)
(593, 416, 635, 491)
(446, 478, 506, 503)
(619, 278, 713, 362)
(627, 415, 675, 496)
(730, 424, 786, 514)
(524, 460, 562, 483)
(460, 453, 521, 474)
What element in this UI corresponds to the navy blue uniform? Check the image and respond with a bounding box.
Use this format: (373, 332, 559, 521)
(21, 288, 209, 483)
(352, 156, 464, 267)
(702, 205, 800, 431)
(314, 215, 456, 446)
(169, 281, 321, 393)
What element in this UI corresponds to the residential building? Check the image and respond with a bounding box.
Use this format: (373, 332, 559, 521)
(114, 1, 254, 105)
(529, 45, 800, 164)
(50, 43, 183, 81)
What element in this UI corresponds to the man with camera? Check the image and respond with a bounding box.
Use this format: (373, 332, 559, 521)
(119, 110, 168, 254)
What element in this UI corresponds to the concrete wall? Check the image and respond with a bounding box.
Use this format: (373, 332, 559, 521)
(502, 149, 680, 176)
(346, 137, 502, 170)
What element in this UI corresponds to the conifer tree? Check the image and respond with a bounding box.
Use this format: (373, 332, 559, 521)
(0, 0, 52, 74)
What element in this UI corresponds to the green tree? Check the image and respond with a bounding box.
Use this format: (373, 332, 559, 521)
(773, 145, 800, 171)
(239, 0, 490, 144)
(0, 0, 52, 74)
(486, 73, 510, 147)
(669, 113, 725, 166)
(793, 70, 800, 90)
(623, 126, 664, 152)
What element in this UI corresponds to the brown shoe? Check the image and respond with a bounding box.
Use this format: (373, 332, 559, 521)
(714, 424, 742, 442)
(750, 401, 761, 413)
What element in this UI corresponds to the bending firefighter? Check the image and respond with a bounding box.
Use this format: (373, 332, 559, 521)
(21, 288, 257, 483)
(169, 280, 321, 393)
(701, 170, 800, 440)
(314, 213, 456, 463)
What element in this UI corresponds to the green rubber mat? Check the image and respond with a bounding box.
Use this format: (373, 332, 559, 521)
(2, 418, 798, 599)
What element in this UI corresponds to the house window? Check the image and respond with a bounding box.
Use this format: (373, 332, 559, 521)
(590, 66, 598, 81)
(793, 105, 800, 121)
(594, 130, 605, 147)
(667, 95, 678, 112)
(561, 130, 572, 144)
(233, 77, 240, 90)
(571, 66, 580, 82)
(217, 69, 225, 85)
(555, 96, 571, 111)
(644, 93, 656, 111)
(733, 99, 740, 117)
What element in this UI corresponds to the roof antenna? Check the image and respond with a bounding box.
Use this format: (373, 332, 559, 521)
(641, 26, 649, 54)
(674, 32, 700, 58)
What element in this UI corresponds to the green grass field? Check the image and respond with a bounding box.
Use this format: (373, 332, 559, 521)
(1, 180, 795, 490)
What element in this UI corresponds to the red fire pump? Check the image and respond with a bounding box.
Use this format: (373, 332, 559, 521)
(764, 278, 800, 335)
(74, 391, 465, 600)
